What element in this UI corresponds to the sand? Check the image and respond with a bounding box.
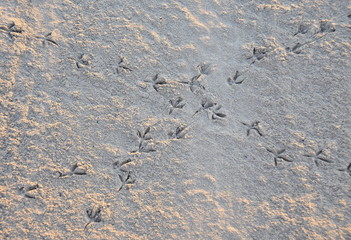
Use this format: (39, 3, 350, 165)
(0, 0, 350, 239)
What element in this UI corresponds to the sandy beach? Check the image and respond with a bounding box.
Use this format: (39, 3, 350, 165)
(0, 0, 350, 239)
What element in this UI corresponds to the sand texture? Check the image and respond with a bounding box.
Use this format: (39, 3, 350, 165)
(0, 0, 351, 239)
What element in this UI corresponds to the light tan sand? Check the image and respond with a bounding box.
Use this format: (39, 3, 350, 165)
(0, 0, 350, 239)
